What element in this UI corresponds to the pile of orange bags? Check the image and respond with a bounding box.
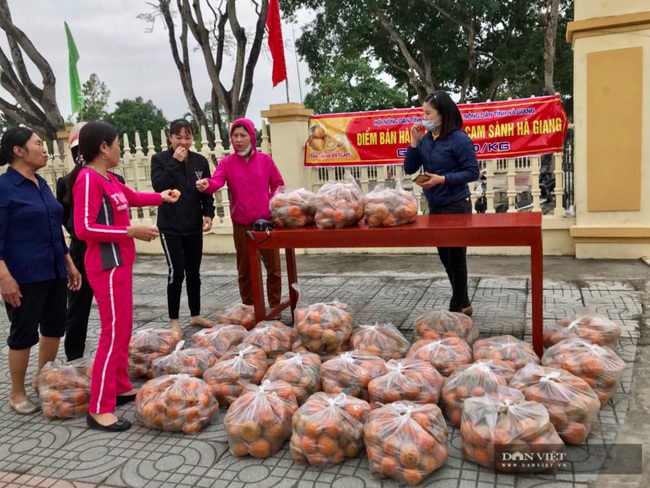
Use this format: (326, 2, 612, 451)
(349, 323, 410, 360)
(263, 351, 321, 405)
(314, 174, 364, 229)
(270, 187, 317, 228)
(441, 359, 515, 426)
(217, 304, 256, 330)
(368, 358, 444, 409)
(543, 313, 621, 349)
(242, 320, 296, 364)
(224, 380, 299, 458)
(135, 374, 217, 434)
(365, 402, 448, 485)
(294, 299, 354, 357)
(290, 392, 371, 466)
(460, 388, 564, 472)
(414, 310, 479, 344)
(128, 328, 183, 379)
(38, 359, 92, 420)
(202, 344, 268, 406)
(362, 184, 419, 227)
(151, 341, 217, 377)
(509, 363, 600, 444)
(472, 335, 541, 370)
(321, 351, 387, 401)
(542, 337, 625, 407)
(190, 324, 247, 357)
(406, 337, 473, 377)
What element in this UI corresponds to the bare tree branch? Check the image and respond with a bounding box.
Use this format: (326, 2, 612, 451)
(367, 0, 432, 101)
(0, 0, 64, 139)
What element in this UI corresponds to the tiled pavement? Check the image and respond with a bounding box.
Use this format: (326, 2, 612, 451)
(0, 258, 645, 488)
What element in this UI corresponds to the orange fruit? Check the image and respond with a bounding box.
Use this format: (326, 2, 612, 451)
(317, 434, 338, 456)
(399, 443, 420, 468)
(249, 438, 272, 458)
(240, 420, 262, 442)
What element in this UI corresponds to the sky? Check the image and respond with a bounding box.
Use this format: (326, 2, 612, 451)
(0, 0, 312, 130)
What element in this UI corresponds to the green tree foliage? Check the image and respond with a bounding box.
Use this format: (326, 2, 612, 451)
(107, 97, 168, 153)
(304, 57, 409, 113)
(283, 0, 573, 111)
(78, 73, 111, 122)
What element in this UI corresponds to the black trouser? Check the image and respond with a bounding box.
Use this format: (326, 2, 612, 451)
(7, 278, 67, 350)
(429, 198, 472, 312)
(64, 238, 93, 361)
(160, 232, 204, 319)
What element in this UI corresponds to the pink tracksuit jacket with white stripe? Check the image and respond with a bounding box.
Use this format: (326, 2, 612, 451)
(73, 167, 163, 414)
(73, 168, 162, 271)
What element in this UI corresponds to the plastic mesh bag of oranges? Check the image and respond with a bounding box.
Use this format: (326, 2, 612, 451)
(368, 358, 444, 409)
(406, 337, 473, 377)
(151, 341, 218, 378)
(135, 374, 217, 434)
(38, 359, 92, 420)
(128, 328, 183, 379)
(217, 303, 256, 330)
(509, 363, 600, 445)
(263, 351, 322, 405)
(293, 285, 354, 357)
(225, 379, 299, 458)
(472, 335, 541, 370)
(314, 173, 364, 229)
(349, 323, 410, 361)
(242, 320, 296, 365)
(543, 312, 621, 349)
(202, 344, 268, 406)
(190, 324, 248, 358)
(270, 187, 317, 228)
(414, 310, 479, 344)
(321, 351, 387, 401)
(364, 401, 448, 485)
(542, 337, 624, 407)
(441, 359, 515, 426)
(290, 392, 371, 466)
(363, 183, 419, 227)
(460, 388, 564, 472)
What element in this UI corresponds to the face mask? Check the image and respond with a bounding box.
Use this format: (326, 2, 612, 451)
(423, 119, 440, 132)
(237, 144, 252, 157)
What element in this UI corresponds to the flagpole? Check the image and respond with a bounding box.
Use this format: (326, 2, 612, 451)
(285, 79, 290, 103)
(292, 24, 303, 103)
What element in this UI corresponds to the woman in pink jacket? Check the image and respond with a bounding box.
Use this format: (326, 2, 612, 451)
(196, 118, 284, 310)
(69, 122, 179, 432)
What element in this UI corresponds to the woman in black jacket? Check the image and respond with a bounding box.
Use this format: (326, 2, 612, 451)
(151, 119, 216, 334)
(404, 91, 480, 316)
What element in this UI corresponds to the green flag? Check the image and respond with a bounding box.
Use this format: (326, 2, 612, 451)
(64, 22, 84, 114)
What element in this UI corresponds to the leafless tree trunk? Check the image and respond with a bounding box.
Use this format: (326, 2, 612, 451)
(145, 0, 268, 148)
(0, 0, 64, 140)
(543, 0, 560, 95)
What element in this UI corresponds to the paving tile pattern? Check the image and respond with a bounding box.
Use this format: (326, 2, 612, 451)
(0, 271, 643, 488)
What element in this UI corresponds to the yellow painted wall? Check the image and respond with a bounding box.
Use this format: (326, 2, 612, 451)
(571, 0, 650, 257)
(575, 0, 650, 20)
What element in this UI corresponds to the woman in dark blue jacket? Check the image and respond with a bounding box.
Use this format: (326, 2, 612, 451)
(403, 91, 480, 316)
(0, 126, 81, 415)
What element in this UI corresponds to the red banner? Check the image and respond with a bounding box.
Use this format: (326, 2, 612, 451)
(304, 95, 568, 166)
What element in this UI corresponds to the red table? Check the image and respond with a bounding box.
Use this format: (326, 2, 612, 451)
(247, 213, 544, 356)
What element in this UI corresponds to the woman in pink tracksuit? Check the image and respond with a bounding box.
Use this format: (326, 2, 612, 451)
(69, 122, 179, 432)
(196, 118, 284, 310)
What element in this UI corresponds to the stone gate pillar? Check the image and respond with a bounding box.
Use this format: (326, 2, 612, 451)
(568, 0, 650, 258)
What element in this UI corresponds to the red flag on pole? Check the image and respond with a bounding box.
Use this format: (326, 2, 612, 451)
(266, 0, 288, 87)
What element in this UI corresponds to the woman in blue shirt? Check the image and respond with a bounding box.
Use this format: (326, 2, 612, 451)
(403, 91, 480, 316)
(0, 127, 82, 415)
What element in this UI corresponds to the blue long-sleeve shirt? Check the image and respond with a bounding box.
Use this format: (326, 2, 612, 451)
(0, 167, 68, 284)
(403, 128, 480, 208)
